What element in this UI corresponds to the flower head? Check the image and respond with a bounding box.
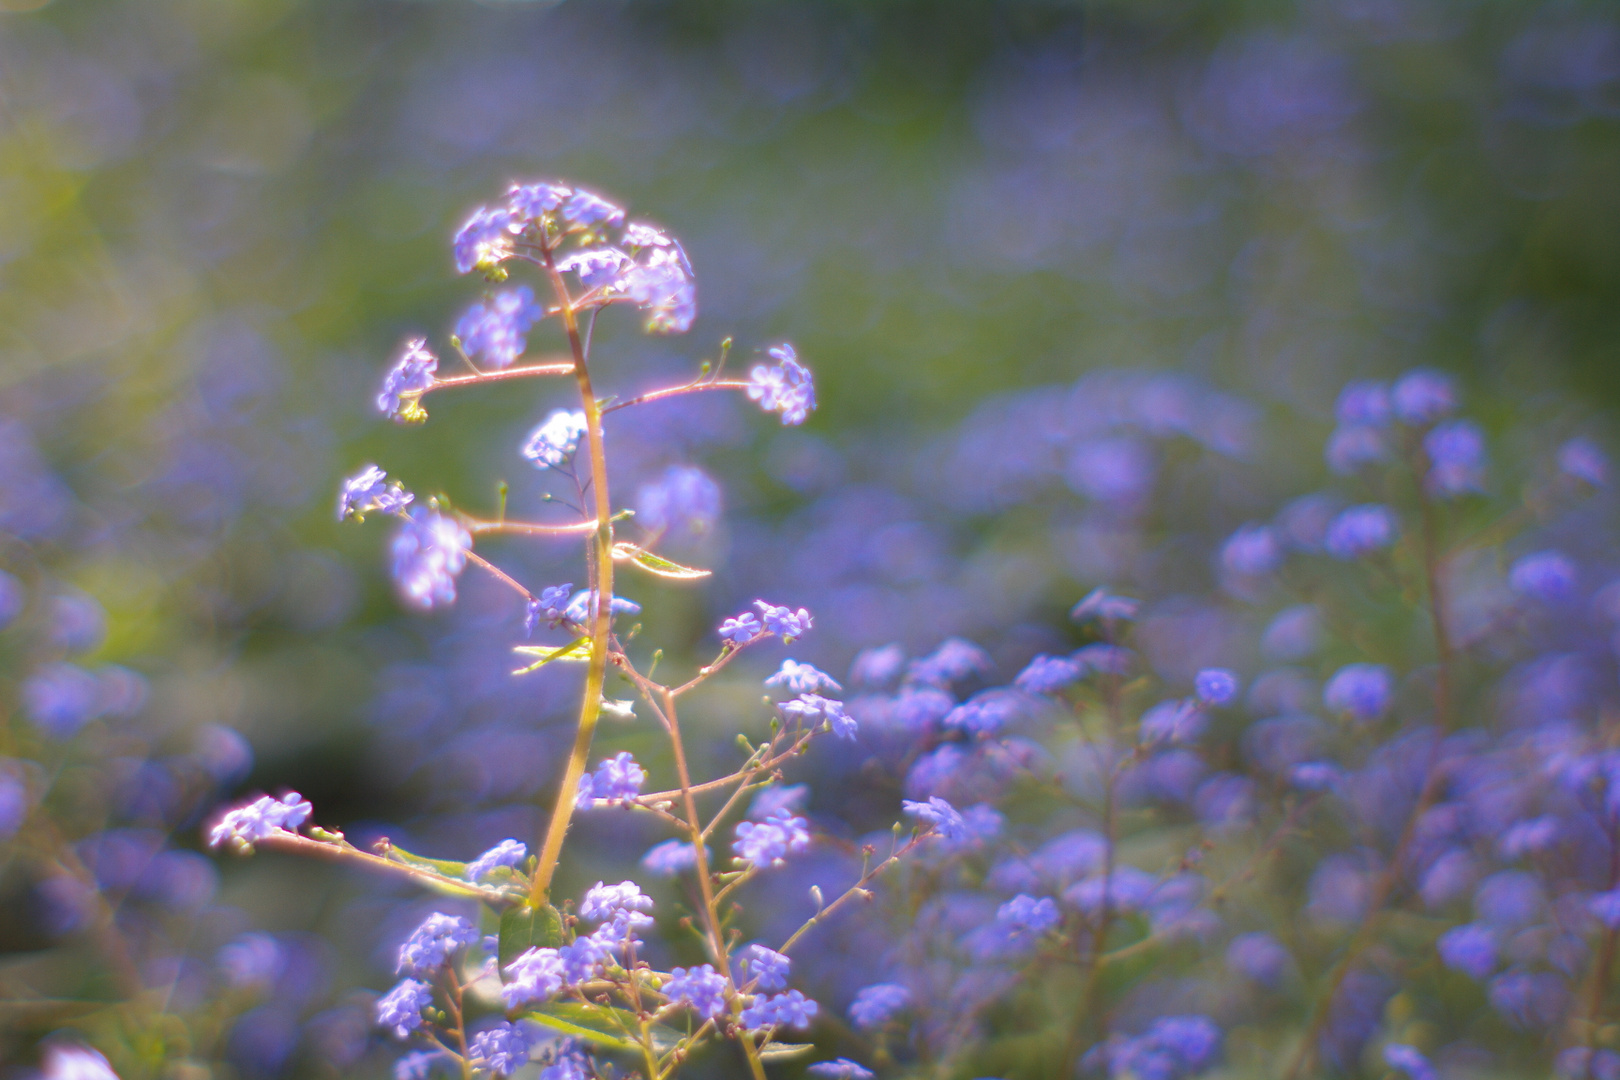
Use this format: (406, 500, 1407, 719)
(746, 344, 816, 425)
(1194, 669, 1239, 705)
(1392, 368, 1456, 425)
(524, 584, 574, 635)
(397, 913, 479, 975)
(577, 753, 646, 808)
(377, 339, 438, 423)
(1323, 504, 1397, 559)
(738, 944, 791, 991)
(376, 978, 434, 1039)
(452, 206, 517, 275)
(338, 465, 413, 522)
(1424, 419, 1487, 496)
(765, 658, 843, 696)
(719, 611, 762, 645)
(636, 465, 720, 536)
(1509, 550, 1578, 603)
(391, 507, 472, 610)
(779, 693, 857, 739)
(665, 963, 728, 1018)
(733, 809, 812, 866)
(466, 839, 527, 883)
(740, 989, 818, 1031)
(207, 792, 312, 849)
(456, 287, 545, 370)
(521, 410, 589, 471)
(1323, 664, 1394, 721)
(469, 1022, 532, 1078)
(903, 796, 968, 840)
(755, 600, 813, 641)
(849, 983, 911, 1029)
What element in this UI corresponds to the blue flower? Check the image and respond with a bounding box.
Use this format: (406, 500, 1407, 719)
(1557, 1048, 1620, 1080)
(1225, 932, 1290, 987)
(468, 1022, 531, 1077)
(636, 465, 721, 536)
(577, 753, 646, 807)
(640, 839, 700, 877)
(733, 809, 812, 866)
(338, 465, 413, 522)
(850, 643, 905, 687)
(452, 206, 516, 274)
(501, 947, 566, 1008)
(1488, 969, 1567, 1029)
(1140, 699, 1206, 745)
(1392, 368, 1456, 425)
(1560, 437, 1608, 487)
(466, 839, 527, 882)
(944, 689, 1026, 737)
(1383, 1045, 1435, 1080)
(390, 507, 471, 610)
(521, 410, 589, 471)
(779, 693, 857, 740)
(738, 944, 791, 991)
(746, 344, 816, 425)
(665, 963, 728, 1018)
(808, 1061, 874, 1080)
(396, 913, 479, 976)
(207, 792, 312, 849)
(1323, 504, 1397, 559)
(619, 238, 696, 334)
(1070, 587, 1140, 624)
(907, 637, 992, 686)
(507, 181, 570, 220)
(1326, 425, 1389, 474)
(524, 584, 574, 635)
(561, 188, 626, 228)
(377, 339, 439, 423)
(1437, 923, 1497, 980)
(1509, 550, 1578, 603)
(1193, 669, 1239, 705)
(1220, 523, 1283, 577)
(755, 600, 813, 641)
(903, 795, 968, 840)
(849, 983, 911, 1029)
(740, 989, 818, 1030)
(579, 880, 655, 931)
(1424, 419, 1486, 495)
(563, 590, 641, 624)
(1322, 664, 1393, 721)
(455, 287, 545, 370)
(765, 659, 843, 696)
(1335, 381, 1392, 427)
(375, 978, 434, 1039)
(718, 611, 762, 645)
(22, 663, 102, 738)
(1015, 654, 1084, 694)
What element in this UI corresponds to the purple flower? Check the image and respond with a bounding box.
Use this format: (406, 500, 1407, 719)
(719, 611, 762, 645)
(849, 983, 911, 1029)
(1424, 420, 1486, 496)
(1323, 504, 1397, 559)
(524, 584, 574, 635)
(1474, 870, 1545, 929)
(338, 465, 413, 522)
(466, 840, 527, 883)
(1488, 969, 1567, 1029)
(903, 795, 968, 840)
(619, 239, 696, 334)
(555, 246, 631, 289)
(746, 344, 816, 425)
(1140, 699, 1206, 745)
(1557, 1048, 1620, 1080)
(892, 686, 956, 733)
(1509, 550, 1578, 602)
(755, 600, 813, 641)
(733, 809, 812, 865)
(508, 181, 570, 220)
(1016, 654, 1084, 694)
(640, 839, 700, 877)
(502, 947, 565, 1008)
(850, 644, 905, 687)
(1336, 381, 1392, 427)
(1437, 923, 1497, 980)
(907, 637, 992, 686)
(560, 188, 626, 229)
(738, 944, 790, 992)
(1226, 932, 1290, 986)
(766, 659, 843, 696)
(376, 978, 434, 1039)
(740, 989, 818, 1030)
(217, 932, 284, 987)
(23, 663, 102, 738)
(1392, 368, 1456, 425)
(577, 753, 646, 807)
(808, 1061, 875, 1080)
(391, 507, 472, 610)
(397, 913, 479, 975)
(665, 963, 728, 1018)
(1071, 587, 1140, 623)
(1326, 426, 1389, 474)
(41, 1045, 119, 1080)
(1560, 437, 1608, 487)
(578, 880, 655, 935)
(0, 765, 27, 842)
(636, 465, 720, 536)
(943, 689, 1026, 737)
(455, 287, 545, 370)
(377, 339, 439, 423)
(1590, 890, 1620, 929)
(563, 590, 640, 625)
(1383, 1045, 1436, 1080)
(779, 694, 857, 740)
(1194, 669, 1239, 705)
(521, 410, 589, 471)
(207, 792, 313, 849)
(468, 1022, 531, 1077)
(1323, 664, 1393, 721)
(452, 206, 516, 274)
(1220, 523, 1283, 578)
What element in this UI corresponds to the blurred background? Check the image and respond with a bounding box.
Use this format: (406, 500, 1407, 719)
(2, 0, 1618, 1075)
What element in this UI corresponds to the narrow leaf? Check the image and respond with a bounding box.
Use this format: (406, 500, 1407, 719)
(522, 1002, 679, 1053)
(512, 636, 591, 674)
(758, 1043, 816, 1063)
(382, 844, 487, 899)
(498, 903, 565, 969)
(611, 543, 711, 580)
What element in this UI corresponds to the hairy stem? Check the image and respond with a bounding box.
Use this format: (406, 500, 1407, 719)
(531, 238, 615, 906)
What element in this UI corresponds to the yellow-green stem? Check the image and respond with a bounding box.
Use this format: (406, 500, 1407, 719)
(531, 240, 615, 906)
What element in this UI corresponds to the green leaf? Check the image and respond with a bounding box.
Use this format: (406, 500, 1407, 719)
(523, 1002, 681, 1055)
(512, 636, 591, 674)
(611, 543, 711, 580)
(758, 1043, 816, 1062)
(498, 903, 565, 969)
(382, 844, 488, 899)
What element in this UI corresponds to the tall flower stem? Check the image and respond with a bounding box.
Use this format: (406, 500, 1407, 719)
(531, 237, 615, 906)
